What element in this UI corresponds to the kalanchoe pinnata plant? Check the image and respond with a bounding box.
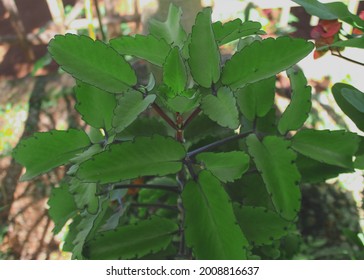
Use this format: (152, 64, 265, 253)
(13, 4, 360, 260)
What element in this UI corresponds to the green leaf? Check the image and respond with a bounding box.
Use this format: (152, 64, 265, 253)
(196, 151, 250, 183)
(77, 136, 186, 184)
(330, 37, 364, 49)
(234, 205, 293, 246)
(158, 88, 201, 114)
(278, 68, 312, 134)
(342, 86, 364, 113)
(296, 154, 353, 183)
(183, 171, 248, 259)
(116, 117, 170, 141)
(83, 216, 178, 260)
(48, 34, 136, 93)
(222, 37, 314, 89)
(69, 178, 99, 215)
(292, 0, 364, 30)
(291, 129, 359, 168)
(109, 34, 171, 67)
(201, 87, 239, 129)
(163, 47, 187, 94)
(48, 183, 77, 234)
(112, 91, 156, 133)
(246, 135, 301, 220)
(235, 76, 276, 121)
(212, 19, 263, 45)
(13, 129, 90, 181)
(72, 197, 109, 259)
(148, 4, 187, 48)
(75, 81, 117, 130)
(332, 83, 364, 131)
(188, 8, 220, 88)
(237, 35, 262, 51)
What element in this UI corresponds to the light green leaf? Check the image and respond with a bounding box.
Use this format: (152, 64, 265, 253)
(148, 4, 187, 48)
(278, 68, 312, 134)
(112, 91, 156, 133)
(330, 37, 364, 49)
(212, 19, 263, 45)
(292, 0, 364, 30)
(83, 216, 178, 259)
(246, 135, 301, 220)
(222, 37, 314, 89)
(296, 154, 353, 183)
(201, 87, 239, 129)
(163, 47, 187, 94)
(109, 34, 171, 66)
(77, 136, 186, 184)
(188, 8, 220, 88)
(234, 205, 293, 246)
(237, 35, 262, 51)
(196, 151, 250, 183)
(291, 129, 359, 168)
(48, 183, 77, 234)
(332, 83, 364, 131)
(72, 197, 109, 259)
(69, 178, 99, 215)
(48, 34, 136, 93)
(183, 171, 249, 259)
(75, 81, 117, 130)
(235, 76, 276, 121)
(13, 129, 90, 181)
(342, 87, 364, 113)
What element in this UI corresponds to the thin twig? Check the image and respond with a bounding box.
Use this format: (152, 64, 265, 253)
(93, 0, 106, 41)
(182, 107, 201, 129)
(97, 184, 180, 195)
(331, 51, 364, 67)
(151, 103, 178, 130)
(187, 130, 253, 158)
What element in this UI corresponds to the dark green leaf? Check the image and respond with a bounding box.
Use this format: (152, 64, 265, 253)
(201, 87, 239, 129)
(293, 0, 364, 30)
(222, 37, 314, 89)
(296, 154, 353, 183)
(48, 183, 77, 234)
(109, 34, 171, 66)
(246, 135, 301, 220)
(148, 4, 187, 48)
(13, 129, 90, 181)
(75, 81, 117, 130)
(235, 76, 276, 121)
(278, 68, 312, 134)
(77, 136, 185, 184)
(183, 171, 249, 259)
(112, 91, 156, 133)
(83, 216, 178, 260)
(212, 19, 263, 45)
(291, 129, 359, 168)
(188, 8, 220, 87)
(69, 178, 99, 214)
(234, 205, 293, 246)
(163, 47, 187, 94)
(196, 151, 250, 182)
(342, 86, 364, 113)
(332, 83, 364, 131)
(48, 34, 136, 93)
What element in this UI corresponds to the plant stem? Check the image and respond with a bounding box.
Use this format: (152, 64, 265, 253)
(152, 103, 178, 130)
(113, 184, 180, 193)
(187, 130, 253, 158)
(182, 107, 201, 129)
(129, 202, 178, 211)
(331, 51, 364, 66)
(93, 0, 106, 41)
